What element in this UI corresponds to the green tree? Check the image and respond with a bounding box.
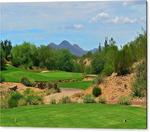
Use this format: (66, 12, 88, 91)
(115, 45, 132, 75)
(91, 52, 105, 74)
(37, 45, 57, 70)
(11, 42, 36, 68)
(104, 37, 108, 47)
(0, 40, 12, 60)
(57, 49, 75, 72)
(0, 48, 5, 70)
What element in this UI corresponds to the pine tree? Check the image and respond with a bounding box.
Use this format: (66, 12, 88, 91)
(104, 37, 108, 47)
(98, 42, 101, 52)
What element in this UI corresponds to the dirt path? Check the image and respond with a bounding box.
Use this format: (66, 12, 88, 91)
(44, 88, 84, 104)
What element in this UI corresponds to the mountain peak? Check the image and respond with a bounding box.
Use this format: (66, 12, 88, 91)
(73, 44, 80, 48)
(60, 40, 71, 46)
(48, 40, 87, 56)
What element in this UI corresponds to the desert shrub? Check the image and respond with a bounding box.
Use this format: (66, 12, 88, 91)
(0, 76, 5, 83)
(45, 89, 52, 95)
(72, 92, 84, 98)
(59, 96, 71, 104)
(102, 65, 113, 76)
(83, 94, 95, 103)
(51, 85, 60, 93)
(26, 95, 42, 105)
(133, 80, 146, 97)
(50, 98, 57, 104)
(20, 77, 32, 86)
(23, 88, 43, 105)
(8, 91, 23, 108)
(18, 98, 27, 106)
(98, 96, 106, 104)
(45, 88, 60, 95)
(94, 74, 103, 85)
(92, 86, 101, 97)
(0, 91, 10, 109)
(132, 60, 146, 97)
(118, 96, 131, 105)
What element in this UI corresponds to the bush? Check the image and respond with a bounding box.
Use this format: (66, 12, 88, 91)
(83, 94, 95, 103)
(98, 96, 106, 104)
(59, 96, 71, 104)
(23, 88, 43, 105)
(133, 80, 146, 97)
(50, 98, 57, 104)
(0, 91, 10, 109)
(92, 86, 101, 97)
(26, 95, 42, 105)
(132, 61, 146, 97)
(45, 88, 60, 95)
(8, 91, 23, 108)
(1, 88, 43, 108)
(18, 98, 27, 106)
(102, 65, 113, 76)
(45, 89, 52, 95)
(94, 75, 103, 85)
(0, 76, 5, 83)
(21, 77, 32, 86)
(118, 96, 131, 105)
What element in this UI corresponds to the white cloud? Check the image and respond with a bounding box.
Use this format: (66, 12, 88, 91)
(90, 12, 109, 23)
(122, 0, 145, 6)
(122, 0, 134, 6)
(123, 1, 130, 6)
(73, 24, 84, 30)
(65, 24, 84, 30)
(90, 11, 138, 24)
(110, 16, 137, 24)
(139, 16, 146, 22)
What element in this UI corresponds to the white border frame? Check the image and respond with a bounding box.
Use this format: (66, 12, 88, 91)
(0, 0, 149, 132)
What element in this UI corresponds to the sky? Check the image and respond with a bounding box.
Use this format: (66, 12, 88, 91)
(0, 0, 146, 50)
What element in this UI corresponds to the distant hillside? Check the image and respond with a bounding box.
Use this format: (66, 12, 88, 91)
(48, 40, 87, 56)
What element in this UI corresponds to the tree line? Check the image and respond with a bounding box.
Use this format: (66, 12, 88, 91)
(0, 31, 147, 76)
(89, 31, 146, 76)
(0, 41, 80, 72)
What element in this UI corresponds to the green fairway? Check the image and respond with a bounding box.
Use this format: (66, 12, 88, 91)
(58, 81, 93, 89)
(1, 65, 83, 82)
(0, 104, 146, 128)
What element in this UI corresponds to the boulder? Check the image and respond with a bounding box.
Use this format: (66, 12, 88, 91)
(9, 85, 18, 91)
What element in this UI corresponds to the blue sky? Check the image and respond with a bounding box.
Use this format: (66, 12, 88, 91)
(0, 0, 146, 50)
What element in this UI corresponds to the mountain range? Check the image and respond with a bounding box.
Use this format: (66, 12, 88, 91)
(48, 40, 88, 56)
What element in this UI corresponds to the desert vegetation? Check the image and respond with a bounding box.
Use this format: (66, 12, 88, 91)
(0, 31, 147, 128)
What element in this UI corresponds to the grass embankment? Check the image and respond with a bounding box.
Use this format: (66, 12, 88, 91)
(58, 81, 93, 90)
(0, 104, 146, 128)
(1, 65, 83, 82)
(1, 65, 93, 89)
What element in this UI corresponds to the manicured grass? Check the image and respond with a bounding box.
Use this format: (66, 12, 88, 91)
(0, 104, 146, 128)
(58, 81, 93, 89)
(1, 65, 83, 82)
